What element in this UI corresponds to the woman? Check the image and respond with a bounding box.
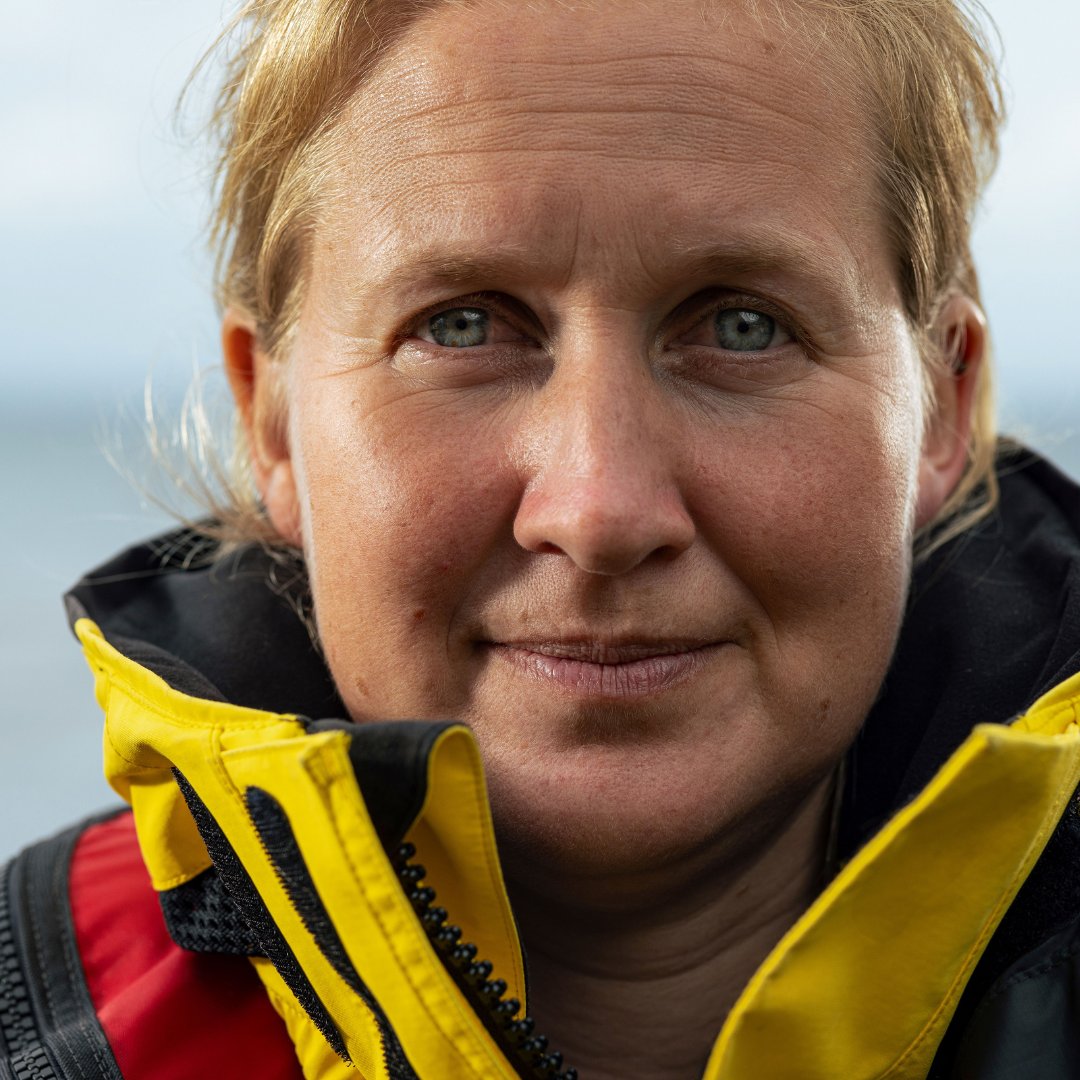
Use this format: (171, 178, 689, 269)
(4, 0, 1080, 1078)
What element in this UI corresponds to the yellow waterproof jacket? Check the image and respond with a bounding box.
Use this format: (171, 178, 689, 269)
(5, 450, 1080, 1080)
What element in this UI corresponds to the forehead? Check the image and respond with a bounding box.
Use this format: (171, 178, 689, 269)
(316, 0, 888, 304)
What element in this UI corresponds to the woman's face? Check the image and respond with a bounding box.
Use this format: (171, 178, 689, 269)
(239, 0, 965, 882)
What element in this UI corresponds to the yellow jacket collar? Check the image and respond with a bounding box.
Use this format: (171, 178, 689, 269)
(77, 612, 1080, 1079)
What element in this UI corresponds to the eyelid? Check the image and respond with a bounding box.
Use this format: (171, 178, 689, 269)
(405, 291, 537, 345)
(668, 291, 804, 351)
(400, 288, 811, 356)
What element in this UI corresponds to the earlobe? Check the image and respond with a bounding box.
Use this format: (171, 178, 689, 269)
(221, 308, 302, 548)
(263, 459, 304, 549)
(914, 295, 987, 527)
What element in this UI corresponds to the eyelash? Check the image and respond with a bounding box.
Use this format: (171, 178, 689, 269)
(402, 293, 523, 345)
(673, 293, 802, 353)
(403, 290, 808, 354)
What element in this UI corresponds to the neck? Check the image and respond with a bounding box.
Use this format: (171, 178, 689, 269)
(504, 777, 836, 1080)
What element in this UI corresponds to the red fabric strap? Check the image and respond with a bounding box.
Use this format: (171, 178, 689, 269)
(68, 812, 304, 1080)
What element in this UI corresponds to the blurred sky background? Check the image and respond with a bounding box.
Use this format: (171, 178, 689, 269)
(2, 0, 1079, 860)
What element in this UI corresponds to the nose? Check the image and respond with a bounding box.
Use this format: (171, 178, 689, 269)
(513, 359, 696, 576)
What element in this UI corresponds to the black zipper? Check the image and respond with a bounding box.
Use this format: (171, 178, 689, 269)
(0, 819, 125, 1080)
(0, 863, 35, 1059)
(393, 842, 579, 1080)
(0, 862, 58, 1080)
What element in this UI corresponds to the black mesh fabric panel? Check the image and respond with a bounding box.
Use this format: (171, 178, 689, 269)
(172, 771, 350, 1064)
(158, 867, 263, 957)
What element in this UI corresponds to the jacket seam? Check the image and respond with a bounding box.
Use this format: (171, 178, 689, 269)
(322, 759, 496, 1075)
(880, 759, 1078, 1076)
(104, 667, 296, 733)
(980, 937, 1080, 1006)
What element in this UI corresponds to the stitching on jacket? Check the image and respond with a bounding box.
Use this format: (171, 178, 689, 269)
(879, 757, 1079, 1077)
(148, 867, 209, 891)
(258, 975, 373, 1080)
(463, 743, 524, 1007)
(886, 775, 1071, 1073)
(108, 670, 295, 733)
(980, 937, 1080, 1005)
(99, 685, 157, 775)
(321, 751, 494, 1075)
(954, 936, 1080, 1067)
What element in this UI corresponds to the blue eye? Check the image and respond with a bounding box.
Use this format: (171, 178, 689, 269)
(714, 309, 777, 351)
(429, 308, 489, 348)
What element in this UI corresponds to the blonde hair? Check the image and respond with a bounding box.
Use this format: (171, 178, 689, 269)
(187, 0, 1004, 557)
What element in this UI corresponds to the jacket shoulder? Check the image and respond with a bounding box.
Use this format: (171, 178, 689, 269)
(1, 812, 302, 1080)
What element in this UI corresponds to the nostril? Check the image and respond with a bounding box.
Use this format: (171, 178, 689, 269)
(512, 450, 697, 574)
(514, 485, 697, 574)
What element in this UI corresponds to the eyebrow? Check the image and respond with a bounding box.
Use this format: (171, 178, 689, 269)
(364, 252, 537, 298)
(358, 225, 871, 324)
(673, 236, 827, 285)
(665, 226, 870, 315)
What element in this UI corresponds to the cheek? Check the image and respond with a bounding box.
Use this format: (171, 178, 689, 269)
(714, 411, 917, 581)
(690, 379, 922, 709)
(290, 381, 517, 713)
(712, 356, 921, 559)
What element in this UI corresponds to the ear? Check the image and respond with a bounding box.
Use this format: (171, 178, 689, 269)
(221, 308, 303, 548)
(914, 294, 987, 528)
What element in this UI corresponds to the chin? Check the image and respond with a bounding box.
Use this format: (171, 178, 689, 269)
(473, 715, 834, 900)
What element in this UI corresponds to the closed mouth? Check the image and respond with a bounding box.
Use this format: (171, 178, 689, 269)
(484, 639, 723, 698)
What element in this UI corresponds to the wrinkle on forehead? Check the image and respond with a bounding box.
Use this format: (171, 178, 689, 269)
(361, 65, 855, 154)
(309, 0, 896, 330)
(347, 0, 869, 164)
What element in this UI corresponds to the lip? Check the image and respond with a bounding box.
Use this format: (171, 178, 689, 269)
(486, 639, 724, 699)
